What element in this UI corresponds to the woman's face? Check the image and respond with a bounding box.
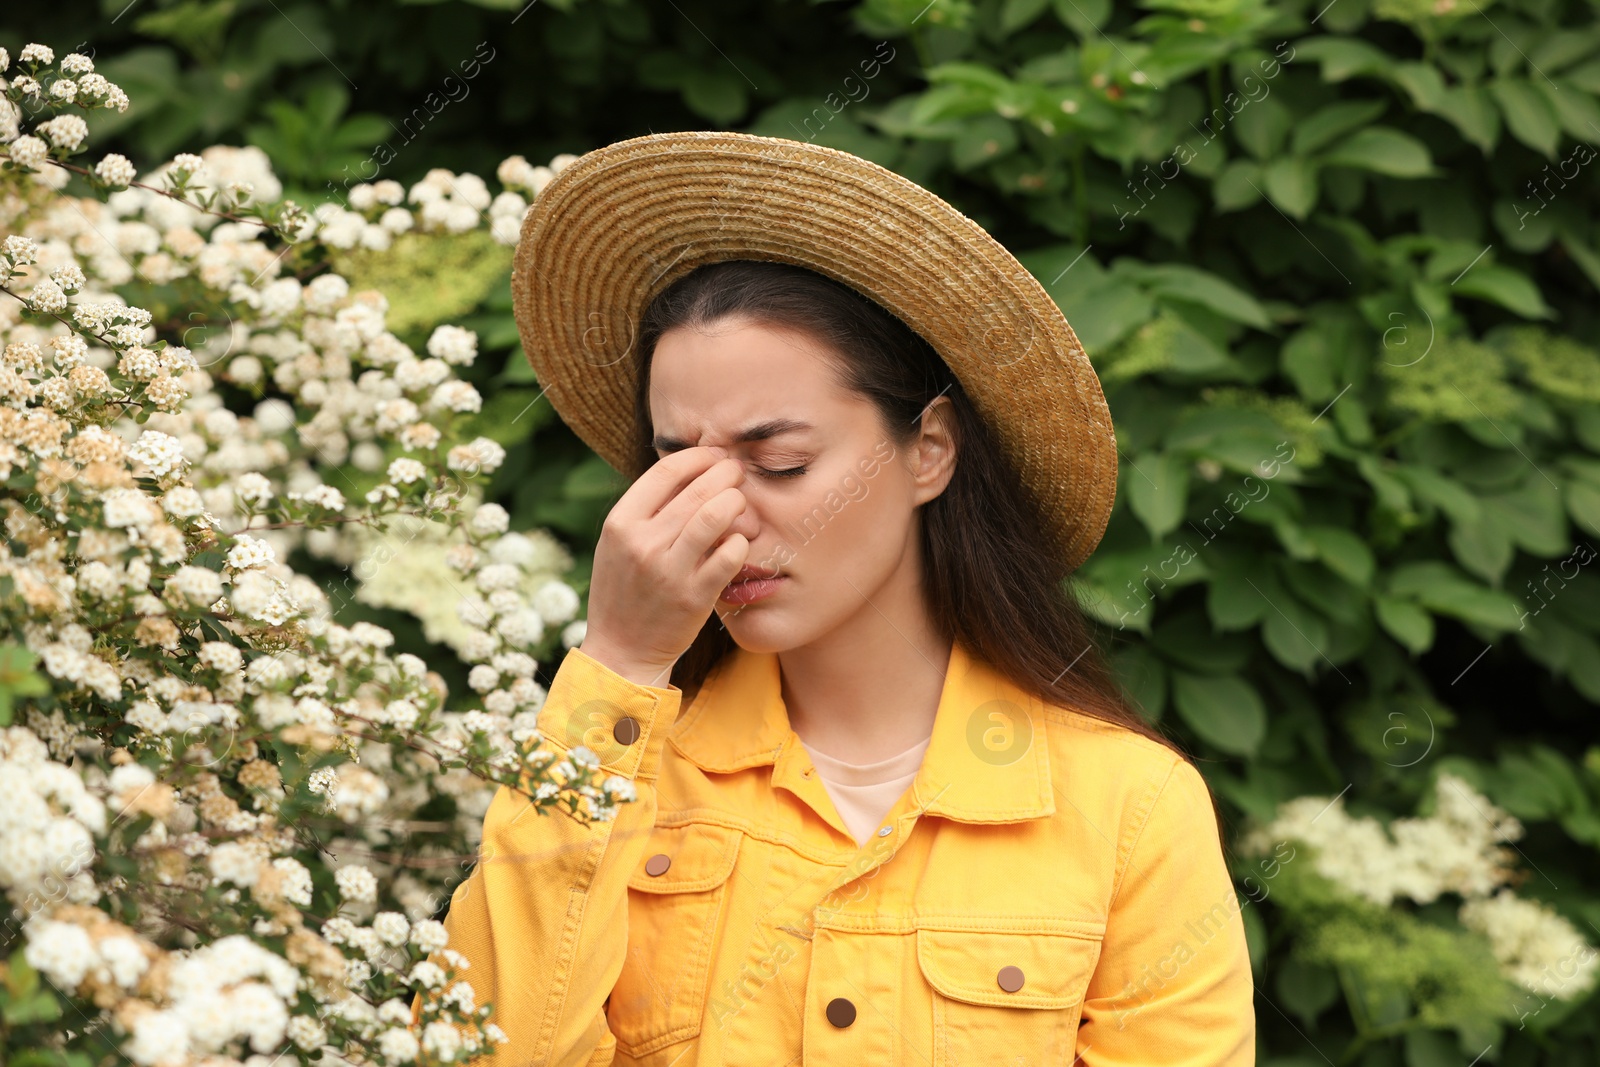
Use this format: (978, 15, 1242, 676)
(647, 315, 955, 654)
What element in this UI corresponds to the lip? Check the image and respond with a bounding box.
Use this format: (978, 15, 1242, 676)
(731, 564, 781, 583)
(719, 574, 786, 606)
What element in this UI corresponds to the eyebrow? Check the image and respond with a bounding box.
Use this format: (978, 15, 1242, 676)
(652, 418, 814, 453)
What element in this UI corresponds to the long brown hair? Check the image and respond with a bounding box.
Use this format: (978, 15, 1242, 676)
(630, 260, 1199, 771)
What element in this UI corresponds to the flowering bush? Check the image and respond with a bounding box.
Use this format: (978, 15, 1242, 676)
(0, 41, 635, 1067)
(1239, 772, 1598, 1047)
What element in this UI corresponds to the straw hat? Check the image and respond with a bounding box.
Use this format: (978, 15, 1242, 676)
(510, 130, 1117, 572)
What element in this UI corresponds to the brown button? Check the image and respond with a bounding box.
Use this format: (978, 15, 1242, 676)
(644, 854, 671, 877)
(613, 716, 641, 745)
(997, 965, 1026, 992)
(825, 997, 856, 1028)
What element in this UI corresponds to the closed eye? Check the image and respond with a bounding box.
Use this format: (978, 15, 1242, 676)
(758, 465, 808, 479)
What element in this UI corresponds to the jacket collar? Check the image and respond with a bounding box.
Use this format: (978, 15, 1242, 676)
(666, 637, 1056, 825)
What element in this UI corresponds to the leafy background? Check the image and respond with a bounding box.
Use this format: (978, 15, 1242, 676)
(5, 0, 1599, 1061)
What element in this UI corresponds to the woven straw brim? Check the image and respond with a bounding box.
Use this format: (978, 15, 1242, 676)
(510, 130, 1117, 572)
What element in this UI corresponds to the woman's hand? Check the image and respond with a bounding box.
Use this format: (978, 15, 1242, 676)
(578, 445, 750, 687)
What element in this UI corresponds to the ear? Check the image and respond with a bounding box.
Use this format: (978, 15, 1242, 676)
(908, 395, 958, 506)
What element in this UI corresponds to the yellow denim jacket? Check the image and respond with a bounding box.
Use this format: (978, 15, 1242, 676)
(428, 638, 1256, 1066)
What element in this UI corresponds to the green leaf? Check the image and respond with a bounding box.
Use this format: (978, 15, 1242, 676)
(1233, 96, 1292, 160)
(1320, 127, 1436, 178)
(1393, 465, 1482, 526)
(0, 644, 50, 727)
(1486, 479, 1569, 557)
(1279, 309, 1362, 403)
(1405, 1029, 1464, 1067)
(1259, 584, 1331, 672)
(1126, 452, 1191, 540)
(682, 68, 748, 125)
(1262, 156, 1319, 219)
(1527, 27, 1600, 73)
(1149, 608, 1253, 674)
(1290, 100, 1389, 156)
(562, 455, 629, 500)
(1170, 672, 1268, 756)
(1376, 595, 1435, 653)
(1001, 0, 1052, 32)
(1052, 0, 1110, 37)
(1452, 264, 1555, 320)
(1303, 525, 1376, 587)
(1110, 643, 1166, 722)
(1208, 562, 1274, 632)
(1390, 62, 1447, 111)
(1568, 480, 1600, 537)
(1275, 957, 1341, 1026)
(1387, 561, 1524, 631)
(1434, 84, 1502, 154)
(1536, 79, 1600, 142)
(1213, 159, 1263, 211)
(950, 115, 1018, 170)
(1294, 36, 1389, 81)
(1447, 509, 1515, 583)
(1489, 79, 1561, 157)
(1121, 262, 1272, 329)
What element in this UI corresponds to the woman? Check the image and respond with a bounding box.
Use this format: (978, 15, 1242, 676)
(423, 132, 1256, 1065)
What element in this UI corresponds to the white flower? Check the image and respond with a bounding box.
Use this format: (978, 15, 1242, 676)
(162, 486, 205, 518)
(126, 1009, 189, 1067)
(408, 960, 446, 989)
(431, 380, 482, 414)
(379, 1027, 420, 1063)
(447, 436, 506, 474)
(373, 911, 410, 946)
(410, 919, 449, 954)
(168, 565, 224, 607)
(23, 918, 95, 989)
(234, 472, 274, 508)
(271, 857, 314, 906)
(27, 277, 67, 314)
(210, 841, 264, 888)
(39, 114, 88, 150)
(470, 503, 509, 536)
(427, 324, 478, 366)
(198, 641, 244, 673)
(95, 153, 137, 189)
(3, 235, 39, 265)
(468, 664, 500, 693)
(8, 135, 48, 169)
(1460, 890, 1600, 1000)
(561, 619, 588, 648)
(227, 534, 276, 570)
(531, 580, 580, 625)
(335, 863, 378, 902)
(98, 936, 150, 988)
(387, 458, 427, 485)
(422, 1020, 463, 1060)
(287, 1013, 326, 1051)
(128, 429, 186, 477)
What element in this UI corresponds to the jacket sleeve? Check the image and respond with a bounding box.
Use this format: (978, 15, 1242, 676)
(1077, 756, 1257, 1066)
(412, 647, 682, 1067)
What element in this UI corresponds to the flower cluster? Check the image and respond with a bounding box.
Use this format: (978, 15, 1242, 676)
(0, 39, 620, 1067)
(1241, 772, 1598, 1001)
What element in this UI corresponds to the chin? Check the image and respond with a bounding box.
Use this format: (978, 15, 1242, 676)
(722, 616, 802, 655)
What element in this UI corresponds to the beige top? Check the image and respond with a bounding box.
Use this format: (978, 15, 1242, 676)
(796, 733, 932, 846)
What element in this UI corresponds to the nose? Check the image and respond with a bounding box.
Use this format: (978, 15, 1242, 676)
(729, 486, 762, 543)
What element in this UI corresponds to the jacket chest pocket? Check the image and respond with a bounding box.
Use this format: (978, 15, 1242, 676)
(916, 926, 1102, 1067)
(607, 822, 742, 1059)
